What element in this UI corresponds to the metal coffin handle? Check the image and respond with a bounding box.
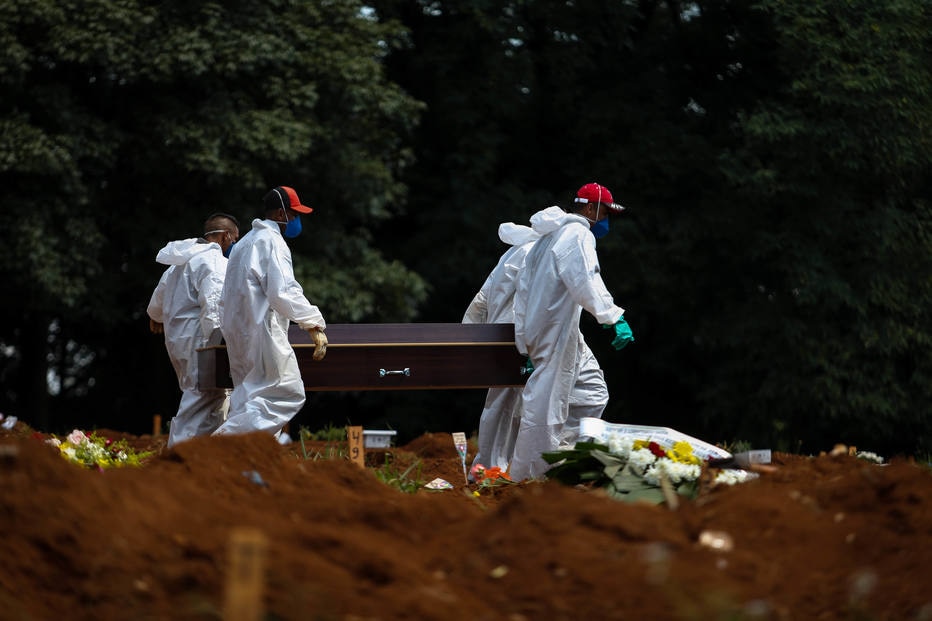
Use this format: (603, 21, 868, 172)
(379, 368, 411, 378)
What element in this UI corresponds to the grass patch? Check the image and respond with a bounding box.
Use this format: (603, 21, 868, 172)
(372, 453, 424, 494)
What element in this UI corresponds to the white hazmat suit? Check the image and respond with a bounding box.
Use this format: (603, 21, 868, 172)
(147, 238, 229, 447)
(214, 218, 326, 436)
(511, 206, 624, 480)
(462, 222, 541, 473)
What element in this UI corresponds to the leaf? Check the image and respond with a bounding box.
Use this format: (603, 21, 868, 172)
(615, 487, 666, 505)
(611, 465, 655, 494)
(676, 480, 700, 499)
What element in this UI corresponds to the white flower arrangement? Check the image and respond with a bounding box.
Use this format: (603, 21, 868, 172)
(542, 435, 757, 505)
(605, 432, 755, 488)
(856, 450, 884, 465)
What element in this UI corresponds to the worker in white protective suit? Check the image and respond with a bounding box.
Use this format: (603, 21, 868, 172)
(147, 213, 240, 447)
(213, 186, 328, 438)
(463, 221, 540, 474)
(511, 182, 634, 480)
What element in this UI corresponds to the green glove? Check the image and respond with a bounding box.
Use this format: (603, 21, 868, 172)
(602, 317, 634, 351)
(522, 356, 535, 375)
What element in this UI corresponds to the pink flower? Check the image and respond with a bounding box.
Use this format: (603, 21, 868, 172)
(66, 430, 88, 445)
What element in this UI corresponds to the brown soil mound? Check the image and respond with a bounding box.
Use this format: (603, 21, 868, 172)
(1, 423, 930, 620)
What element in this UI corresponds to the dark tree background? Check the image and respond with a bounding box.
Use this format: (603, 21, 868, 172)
(1, 0, 929, 457)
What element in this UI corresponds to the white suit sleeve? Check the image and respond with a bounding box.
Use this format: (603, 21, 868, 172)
(266, 240, 326, 331)
(146, 271, 169, 323)
(554, 231, 624, 325)
(462, 276, 492, 324)
(193, 257, 225, 340)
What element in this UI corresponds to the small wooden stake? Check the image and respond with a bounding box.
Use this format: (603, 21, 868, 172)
(223, 528, 268, 621)
(659, 468, 679, 511)
(347, 425, 365, 468)
(152, 414, 161, 437)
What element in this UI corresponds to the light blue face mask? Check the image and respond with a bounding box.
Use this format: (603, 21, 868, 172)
(284, 214, 302, 238)
(591, 217, 609, 239)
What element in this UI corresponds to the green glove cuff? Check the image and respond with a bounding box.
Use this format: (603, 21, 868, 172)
(522, 357, 535, 375)
(610, 317, 634, 351)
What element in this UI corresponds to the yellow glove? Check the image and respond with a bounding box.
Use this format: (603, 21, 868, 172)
(149, 319, 164, 334)
(309, 328, 328, 361)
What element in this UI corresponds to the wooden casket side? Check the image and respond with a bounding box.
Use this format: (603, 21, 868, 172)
(198, 323, 528, 392)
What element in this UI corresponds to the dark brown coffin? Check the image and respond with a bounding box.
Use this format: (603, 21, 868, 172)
(198, 323, 528, 392)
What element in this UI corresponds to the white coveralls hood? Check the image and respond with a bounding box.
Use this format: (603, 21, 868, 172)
(147, 238, 229, 447)
(214, 218, 326, 437)
(510, 206, 625, 480)
(462, 222, 541, 473)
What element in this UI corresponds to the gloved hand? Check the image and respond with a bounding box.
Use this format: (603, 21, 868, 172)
(149, 319, 164, 334)
(522, 356, 535, 376)
(309, 328, 328, 361)
(602, 317, 634, 351)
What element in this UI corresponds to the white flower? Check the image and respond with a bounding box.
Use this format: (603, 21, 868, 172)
(86, 443, 107, 461)
(628, 448, 657, 474)
(856, 451, 884, 464)
(62, 447, 76, 459)
(605, 433, 634, 457)
(713, 469, 758, 486)
(643, 459, 701, 486)
(668, 461, 701, 484)
(46, 438, 61, 447)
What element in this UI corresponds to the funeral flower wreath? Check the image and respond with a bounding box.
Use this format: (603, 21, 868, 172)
(46, 429, 153, 470)
(542, 436, 757, 504)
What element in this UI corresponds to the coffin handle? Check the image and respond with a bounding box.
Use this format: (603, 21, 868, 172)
(379, 368, 411, 378)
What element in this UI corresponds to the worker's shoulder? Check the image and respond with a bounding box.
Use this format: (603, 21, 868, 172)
(250, 225, 285, 245)
(552, 219, 592, 244)
(186, 245, 225, 269)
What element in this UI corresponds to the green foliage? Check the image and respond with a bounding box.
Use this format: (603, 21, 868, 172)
(294, 240, 429, 323)
(0, 0, 426, 429)
(697, 0, 932, 454)
(367, 0, 932, 458)
(297, 425, 348, 461)
(372, 454, 424, 494)
(300, 424, 348, 443)
(1, 0, 930, 460)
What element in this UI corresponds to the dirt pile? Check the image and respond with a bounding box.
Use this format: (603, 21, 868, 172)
(1, 424, 930, 620)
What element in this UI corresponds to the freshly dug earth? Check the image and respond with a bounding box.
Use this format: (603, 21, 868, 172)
(1, 423, 930, 621)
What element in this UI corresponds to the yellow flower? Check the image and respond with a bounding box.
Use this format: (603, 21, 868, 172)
(668, 441, 702, 466)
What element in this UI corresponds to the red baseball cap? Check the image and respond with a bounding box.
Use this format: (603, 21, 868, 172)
(574, 182, 625, 214)
(265, 185, 313, 214)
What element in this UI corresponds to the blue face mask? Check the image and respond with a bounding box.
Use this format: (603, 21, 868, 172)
(223, 241, 236, 258)
(591, 217, 610, 239)
(284, 215, 302, 238)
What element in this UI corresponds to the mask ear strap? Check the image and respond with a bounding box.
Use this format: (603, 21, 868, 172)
(276, 188, 288, 221)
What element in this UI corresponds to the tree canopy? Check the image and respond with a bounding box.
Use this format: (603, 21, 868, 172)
(0, 0, 426, 431)
(368, 0, 932, 455)
(1, 0, 929, 457)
